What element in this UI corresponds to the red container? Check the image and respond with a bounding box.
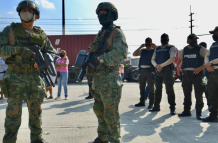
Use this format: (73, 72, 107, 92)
(47, 35, 96, 66)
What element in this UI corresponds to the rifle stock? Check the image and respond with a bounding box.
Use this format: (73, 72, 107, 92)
(77, 52, 92, 82)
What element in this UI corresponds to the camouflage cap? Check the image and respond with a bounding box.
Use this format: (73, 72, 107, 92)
(96, 2, 118, 21)
(16, 0, 40, 19)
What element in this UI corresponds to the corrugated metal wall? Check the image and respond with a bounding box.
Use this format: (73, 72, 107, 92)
(47, 35, 96, 65)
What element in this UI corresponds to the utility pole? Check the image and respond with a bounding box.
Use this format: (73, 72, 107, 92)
(62, 0, 65, 35)
(189, 5, 194, 34)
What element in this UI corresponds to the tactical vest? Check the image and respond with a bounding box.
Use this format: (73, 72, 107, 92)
(155, 45, 174, 67)
(209, 42, 218, 66)
(88, 25, 121, 75)
(139, 49, 154, 67)
(6, 23, 46, 71)
(182, 45, 204, 69)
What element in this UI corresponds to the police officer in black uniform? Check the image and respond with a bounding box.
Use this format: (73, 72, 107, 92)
(177, 34, 207, 120)
(149, 33, 177, 115)
(199, 42, 210, 109)
(133, 37, 156, 109)
(202, 26, 218, 122)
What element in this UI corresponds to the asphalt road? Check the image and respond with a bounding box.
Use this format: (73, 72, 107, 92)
(0, 80, 217, 143)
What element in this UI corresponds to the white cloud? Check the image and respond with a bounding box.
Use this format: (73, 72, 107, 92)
(35, 0, 40, 5)
(7, 12, 14, 14)
(35, 0, 55, 9)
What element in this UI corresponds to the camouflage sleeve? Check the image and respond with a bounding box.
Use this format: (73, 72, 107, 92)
(0, 26, 16, 58)
(43, 37, 56, 58)
(99, 29, 128, 66)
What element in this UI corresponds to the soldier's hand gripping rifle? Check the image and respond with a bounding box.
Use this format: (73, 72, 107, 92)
(75, 27, 114, 82)
(76, 51, 93, 82)
(32, 45, 57, 88)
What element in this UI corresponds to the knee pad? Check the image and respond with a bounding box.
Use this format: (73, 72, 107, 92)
(6, 99, 22, 118)
(28, 100, 41, 116)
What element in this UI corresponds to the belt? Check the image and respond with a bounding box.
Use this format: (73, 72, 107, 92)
(182, 70, 203, 75)
(8, 66, 38, 74)
(210, 69, 218, 74)
(159, 66, 173, 71)
(140, 67, 154, 71)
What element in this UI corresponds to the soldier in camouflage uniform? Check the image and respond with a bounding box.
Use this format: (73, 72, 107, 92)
(0, 1, 55, 143)
(86, 2, 128, 143)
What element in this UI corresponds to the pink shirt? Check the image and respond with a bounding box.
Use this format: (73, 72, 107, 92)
(56, 58, 69, 72)
(120, 64, 124, 73)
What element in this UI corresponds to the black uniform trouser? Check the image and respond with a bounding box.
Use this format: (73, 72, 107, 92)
(154, 70, 176, 110)
(208, 70, 218, 117)
(205, 75, 210, 107)
(87, 75, 93, 97)
(182, 71, 204, 113)
(139, 69, 154, 104)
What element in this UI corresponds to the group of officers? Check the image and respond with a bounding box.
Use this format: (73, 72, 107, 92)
(134, 28, 218, 122)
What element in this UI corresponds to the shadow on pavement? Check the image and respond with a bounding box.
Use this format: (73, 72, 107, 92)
(56, 104, 93, 115)
(42, 99, 93, 115)
(121, 105, 173, 142)
(159, 108, 217, 143)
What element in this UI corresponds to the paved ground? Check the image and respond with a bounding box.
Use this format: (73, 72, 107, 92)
(0, 80, 217, 143)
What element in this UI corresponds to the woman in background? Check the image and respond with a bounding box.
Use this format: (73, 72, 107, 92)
(55, 50, 69, 100)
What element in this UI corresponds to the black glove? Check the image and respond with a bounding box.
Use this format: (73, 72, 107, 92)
(87, 56, 100, 70)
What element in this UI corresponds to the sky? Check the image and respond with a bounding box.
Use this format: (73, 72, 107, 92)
(0, 0, 218, 57)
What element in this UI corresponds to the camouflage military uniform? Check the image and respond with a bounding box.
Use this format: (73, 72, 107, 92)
(0, 22, 55, 143)
(88, 24, 128, 143)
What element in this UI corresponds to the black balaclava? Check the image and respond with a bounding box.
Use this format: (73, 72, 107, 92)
(189, 41, 198, 47)
(212, 34, 218, 42)
(98, 9, 115, 30)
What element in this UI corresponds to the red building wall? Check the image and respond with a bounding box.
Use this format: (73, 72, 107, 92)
(47, 35, 96, 66)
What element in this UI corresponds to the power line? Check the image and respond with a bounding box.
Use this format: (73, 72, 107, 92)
(0, 17, 150, 20)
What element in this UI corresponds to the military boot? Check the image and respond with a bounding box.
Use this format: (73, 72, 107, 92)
(149, 107, 160, 112)
(85, 95, 93, 99)
(170, 109, 176, 115)
(31, 138, 46, 143)
(93, 137, 108, 143)
(196, 112, 203, 120)
(147, 104, 153, 109)
(202, 116, 218, 122)
(178, 111, 191, 117)
(135, 102, 145, 107)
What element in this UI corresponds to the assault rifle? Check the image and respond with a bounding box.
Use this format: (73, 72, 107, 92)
(32, 45, 57, 87)
(76, 27, 114, 82)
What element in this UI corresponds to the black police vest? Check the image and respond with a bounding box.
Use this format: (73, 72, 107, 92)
(139, 49, 154, 67)
(155, 45, 174, 67)
(182, 45, 204, 69)
(209, 42, 218, 66)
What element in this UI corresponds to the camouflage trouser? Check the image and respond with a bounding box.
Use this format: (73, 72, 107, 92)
(3, 72, 46, 143)
(92, 72, 122, 143)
